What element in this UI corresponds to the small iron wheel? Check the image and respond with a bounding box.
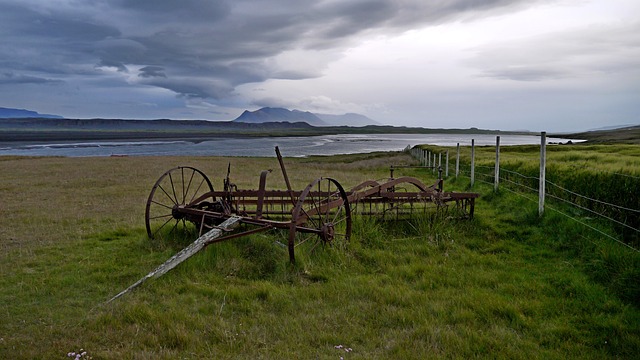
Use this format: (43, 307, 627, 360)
(145, 166, 214, 241)
(288, 177, 352, 263)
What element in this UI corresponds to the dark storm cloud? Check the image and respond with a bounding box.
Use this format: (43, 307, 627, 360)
(0, 0, 550, 100)
(0, 72, 64, 85)
(138, 66, 166, 78)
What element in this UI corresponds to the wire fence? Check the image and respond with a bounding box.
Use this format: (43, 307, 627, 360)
(408, 141, 640, 252)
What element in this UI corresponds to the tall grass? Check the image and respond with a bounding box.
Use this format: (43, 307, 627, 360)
(1, 151, 639, 358)
(418, 142, 640, 305)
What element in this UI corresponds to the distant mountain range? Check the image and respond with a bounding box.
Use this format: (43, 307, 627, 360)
(0, 107, 63, 119)
(233, 107, 379, 127)
(0, 106, 379, 127)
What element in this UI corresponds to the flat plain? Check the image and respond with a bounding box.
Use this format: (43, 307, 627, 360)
(0, 146, 638, 359)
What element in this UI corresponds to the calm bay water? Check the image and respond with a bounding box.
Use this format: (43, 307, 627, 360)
(0, 133, 581, 157)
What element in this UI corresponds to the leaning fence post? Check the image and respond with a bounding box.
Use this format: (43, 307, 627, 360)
(455, 143, 460, 178)
(470, 139, 475, 187)
(445, 150, 449, 177)
(539, 131, 546, 216)
(495, 136, 500, 192)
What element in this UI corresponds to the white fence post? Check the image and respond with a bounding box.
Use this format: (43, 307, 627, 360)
(470, 139, 475, 187)
(539, 131, 546, 216)
(445, 150, 449, 177)
(455, 143, 460, 178)
(495, 136, 500, 192)
(433, 153, 437, 173)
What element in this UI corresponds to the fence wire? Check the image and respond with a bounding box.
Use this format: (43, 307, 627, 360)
(410, 147, 639, 251)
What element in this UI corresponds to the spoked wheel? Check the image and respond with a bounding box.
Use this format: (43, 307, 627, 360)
(145, 166, 214, 241)
(288, 177, 351, 263)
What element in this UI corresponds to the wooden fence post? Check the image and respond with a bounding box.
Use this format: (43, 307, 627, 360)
(495, 135, 500, 192)
(438, 152, 442, 170)
(470, 139, 475, 187)
(539, 131, 546, 216)
(455, 143, 460, 178)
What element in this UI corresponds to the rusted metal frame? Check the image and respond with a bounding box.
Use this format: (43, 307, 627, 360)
(291, 194, 345, 226)
(350, 180, 381, 192)
(202, 224, 274, 246)
(256, 170, 271, 218)
(179, 207, 292, 230)
(188, 190, 303, 207)
(441, 192, 480, 200)
(275, 146, 297, 207)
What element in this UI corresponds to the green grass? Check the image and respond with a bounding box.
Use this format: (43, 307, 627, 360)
(1, 150, 639, 358)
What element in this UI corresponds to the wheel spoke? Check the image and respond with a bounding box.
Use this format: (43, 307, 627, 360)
(157, 184, 178, 206)
(149, 213, 173, 220)
(168, 173, 179, 205)
(151, 200, 173, 210)
(184, 168, 196, 204)
(181, 167, 186, 204)
(189, 177, 206, 204)
(153, 217, 176, 238)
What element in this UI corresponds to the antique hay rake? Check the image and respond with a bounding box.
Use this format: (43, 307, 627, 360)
(145, 147, 477, 263)
(107, 147, 478, 303)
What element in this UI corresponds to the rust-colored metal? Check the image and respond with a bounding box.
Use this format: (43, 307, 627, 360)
(275, 146, 296, 207)
(144, 147, 479, 263)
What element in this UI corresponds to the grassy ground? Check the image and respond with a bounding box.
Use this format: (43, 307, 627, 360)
(1, 150, 639, 359)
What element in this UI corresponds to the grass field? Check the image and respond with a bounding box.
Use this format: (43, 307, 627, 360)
(1, 147, 639, 359)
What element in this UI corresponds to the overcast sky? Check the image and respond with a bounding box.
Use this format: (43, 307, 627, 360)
(1, 0, 638, 132)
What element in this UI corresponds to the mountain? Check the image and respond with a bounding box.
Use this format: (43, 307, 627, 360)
(316, 112, 379, 127)
(0, 107, 63, 119)
(232, 107, 380, 127)
(233, 107, 328, 126)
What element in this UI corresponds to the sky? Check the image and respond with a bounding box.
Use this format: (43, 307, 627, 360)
(0, 0, 638, 132)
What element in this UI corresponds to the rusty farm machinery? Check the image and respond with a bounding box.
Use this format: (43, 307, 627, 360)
(107, 147, 478, 302)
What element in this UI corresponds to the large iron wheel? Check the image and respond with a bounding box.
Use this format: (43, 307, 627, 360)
(145, 166, 214, 241)
(288, 177, 352, 263)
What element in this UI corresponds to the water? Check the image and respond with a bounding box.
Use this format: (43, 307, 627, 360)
(0, 133, 581, 157)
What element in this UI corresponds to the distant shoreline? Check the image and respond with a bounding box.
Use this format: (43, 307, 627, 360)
(1, 119, 638, 144)
(0, 130, 252, 143)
